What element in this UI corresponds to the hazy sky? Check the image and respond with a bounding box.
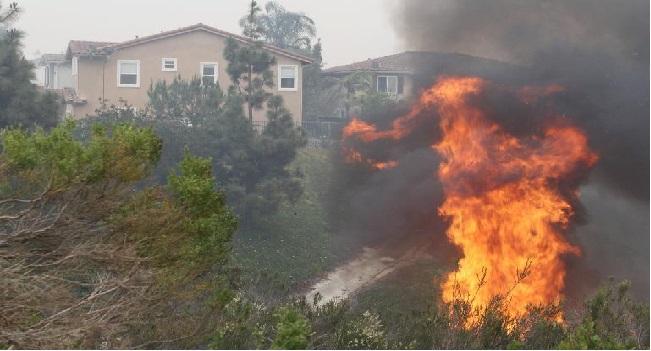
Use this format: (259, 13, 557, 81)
(16, 0, 403, 68)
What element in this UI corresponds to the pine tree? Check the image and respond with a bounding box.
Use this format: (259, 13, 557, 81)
(224, 0, 276, 122)
(0, 1, 59, 129)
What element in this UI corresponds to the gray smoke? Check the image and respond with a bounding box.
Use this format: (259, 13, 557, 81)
(389, 0, 649, 299)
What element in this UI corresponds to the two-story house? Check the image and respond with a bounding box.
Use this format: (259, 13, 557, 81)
(323, 51, 521, 118)
(63, 23, 313, 123)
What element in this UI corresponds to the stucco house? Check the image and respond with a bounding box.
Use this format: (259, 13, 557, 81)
(62, 23, 313, 123)
(323, 51, 521, 118)
(33, 54, 73, 89)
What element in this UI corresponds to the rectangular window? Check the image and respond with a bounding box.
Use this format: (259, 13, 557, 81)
(279, 65, 298, 91)
(44, 65, 51, 87)
(377, 76, 398, 94)
(200, 62, 218, 84)
(162, 58, 177, 71)
(71, 56, 78, 75)
(117, 60, 140, 87)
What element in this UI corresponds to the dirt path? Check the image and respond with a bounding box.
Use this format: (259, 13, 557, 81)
(306, 246, 430, 305)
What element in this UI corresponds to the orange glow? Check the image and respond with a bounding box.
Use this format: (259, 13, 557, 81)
(342, 76, 598, 323)
(341, 145, 399, 170)
(434, 77, 596, 322)
(373, 161, 399, 170)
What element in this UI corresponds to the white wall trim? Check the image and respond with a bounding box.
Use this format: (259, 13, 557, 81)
(278, 65, 298, 91)
(162, 58, 178, 71)
(200, 62, 219, 84)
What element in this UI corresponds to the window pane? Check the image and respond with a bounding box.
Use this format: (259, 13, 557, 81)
(281, 77, 295, 89)
(120, 62, 137, 74)
(164, 60, 175, 68)
(203, 65, 215, 76)
(377, 76, 388, 92)
(280, 66, 296, 79)
(120, 74, 137, 85)
(387, 76, 398, 94)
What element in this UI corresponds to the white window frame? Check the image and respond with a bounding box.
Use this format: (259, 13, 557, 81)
(117, 60, 140, 88)
(44, 65, 51, 87)
(200, 62, 219, 84)
(71, 56, 78, 76)
(278, 65, 298, 91)
(377, 75, 398, 95)
(161, 58, 177, 72)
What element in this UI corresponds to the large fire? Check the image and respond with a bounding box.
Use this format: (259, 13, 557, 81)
(342, 76, 598, 321)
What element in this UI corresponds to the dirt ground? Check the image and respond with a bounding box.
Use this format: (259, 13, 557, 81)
(306, 245, 432, 305)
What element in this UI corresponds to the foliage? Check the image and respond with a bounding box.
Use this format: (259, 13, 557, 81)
(334, 310, 388, 349)
(358, 91, 400, 118)
(257, 1, 317, 55)
(302, 40, 345, 120)
(111, 150, 239, 348)
(90, 77, 306, 228)
(558, 278, 650, 349)
(146, 75, 225, 126)
(227, 0, 277, 121)
(0, 121, 161, 348)
(272, 307, 312, 350)
(167, 149, 238, 269)
(232, 149, 343, 294)
(0, 1, 59, 129)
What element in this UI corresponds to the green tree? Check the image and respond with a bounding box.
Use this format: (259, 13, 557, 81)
(225, 0, 276, 122)
(340, 71, 373, 118)
(0, 1, 59, 129)
(301, 40, 344, 120)
(146, 75, 224, 126)
(258, 1, 317, 55)
(272, 307, 312, 350)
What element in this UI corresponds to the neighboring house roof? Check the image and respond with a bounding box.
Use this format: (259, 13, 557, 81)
(45, 88, 88, 105)
(66, 40, 117, 58)
(66, 23, 314, 64)
(323, 51, 516, 75)
(37, 53, 67, 65)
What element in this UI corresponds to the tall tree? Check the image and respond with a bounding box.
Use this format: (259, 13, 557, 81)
(258, 1, 317, 55)
(301, 40, 344, 120)
(0, 1, 59, 129)
(225, 0, 276, 122)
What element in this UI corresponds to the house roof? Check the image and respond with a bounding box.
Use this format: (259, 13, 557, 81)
(322, 51, 515, 75)
(43, 88, 87, 105)
(66, 23, 313, 64)
(66, 40, 117, 58)
(37, 53, 67, 64)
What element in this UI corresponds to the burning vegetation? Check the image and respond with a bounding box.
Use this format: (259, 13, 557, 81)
(342, 76, 598, 322)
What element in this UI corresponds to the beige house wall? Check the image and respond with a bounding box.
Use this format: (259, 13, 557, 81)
(73, 30, 305, 123)
(75, 58, 105, 117)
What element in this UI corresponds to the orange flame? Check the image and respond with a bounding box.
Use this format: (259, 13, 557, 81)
(342, 76, 598, 322)
(432, 77, 596, 322)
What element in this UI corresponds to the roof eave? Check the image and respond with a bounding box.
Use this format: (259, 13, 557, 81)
(101, 24, 314, 64)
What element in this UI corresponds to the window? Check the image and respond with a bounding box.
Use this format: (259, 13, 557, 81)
(377, 76, 398, 95)
(200, 62, 218, 84)
(71, 56, 78, 75)
(117, 60, 140, 87)
(278, 65, 298, 91)
(162, 58, 177, 71)
(44, 65, 50, 87)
